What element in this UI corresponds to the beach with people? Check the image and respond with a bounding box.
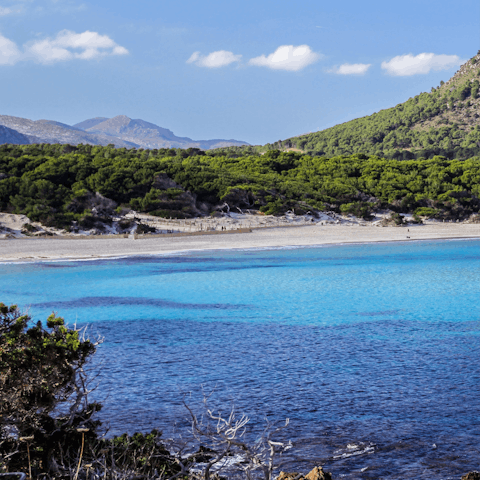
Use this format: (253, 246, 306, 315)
(0, 212, 479, 262)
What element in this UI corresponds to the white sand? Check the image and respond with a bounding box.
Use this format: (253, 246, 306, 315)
(0, 222, 479, 262)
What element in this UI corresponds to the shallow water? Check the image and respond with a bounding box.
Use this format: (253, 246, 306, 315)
(1, 240, 480, 479)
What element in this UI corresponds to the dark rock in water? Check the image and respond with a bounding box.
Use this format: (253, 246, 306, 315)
(462, 472, 480, 480)
(189, 445, 216, 463)
(278, 466, 333, 480)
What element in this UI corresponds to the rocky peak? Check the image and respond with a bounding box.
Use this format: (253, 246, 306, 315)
(87, 115, 133, 136)
(73, 117, 109, 131)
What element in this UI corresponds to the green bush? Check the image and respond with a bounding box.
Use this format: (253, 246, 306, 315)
(390, 212, 405, 225)
(340, 202, 375, 219)
(0, 304, 98, 474)
(0, 304, 181, 478)
(415, 207, 439, 218)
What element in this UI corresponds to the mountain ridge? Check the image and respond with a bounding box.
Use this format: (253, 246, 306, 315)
(0, 114, 249, 150)
(77, 115, 249, 150)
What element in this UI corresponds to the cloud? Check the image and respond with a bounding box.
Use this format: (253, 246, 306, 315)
(249, 45, 321, 71)
(329, 63, 371, 75)
(26, 30, 129, 63)
(187, 50, 241, 68)
(0, 30, 128, 65)
(381, 53, 462, 76)
(0, 4, 25, 16)
(12, 0, 87, 15)
(0, 34, 22, 65)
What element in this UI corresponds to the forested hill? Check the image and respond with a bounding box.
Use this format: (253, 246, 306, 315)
(1, 144, 480, 231)
(266, 51, 480, 160)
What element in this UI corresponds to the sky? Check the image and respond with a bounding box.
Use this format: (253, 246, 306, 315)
(0, 0, 479, 145)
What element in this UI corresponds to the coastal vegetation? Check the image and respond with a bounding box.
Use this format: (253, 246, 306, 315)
(0, 303, 179, 478)
(0, 143, 480, 230)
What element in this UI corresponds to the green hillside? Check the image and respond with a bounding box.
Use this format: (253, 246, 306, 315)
(264, 51, 480, 160)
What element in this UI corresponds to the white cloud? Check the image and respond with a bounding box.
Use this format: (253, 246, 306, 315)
(25, 30, 129, 64)
(0, 4, 25, 16)
(187, 50, 241, 68)
(329, 63, 371, 75)
(0, 30, 128, 65)
(249, 45, 321, 71)
(0, 34, 22, 65)
(15, 0, 87, 15)
(186, 51, 200, 64)
(381, 53, 462, 76)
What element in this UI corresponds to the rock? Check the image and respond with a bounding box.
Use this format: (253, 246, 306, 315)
(305, 467, 332, 480)
(462, 472, 480, 480)
(277, 471, 301, 480)
(277, 466, 333, 480)
(189, 445, 216, 463)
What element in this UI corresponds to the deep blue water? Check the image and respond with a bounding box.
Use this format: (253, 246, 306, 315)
(1, 240, 480, 479)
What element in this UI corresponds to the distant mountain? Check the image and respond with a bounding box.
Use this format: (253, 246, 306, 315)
(0, 114, 249, 150)
(0, 125, 37, 145)
(0, 115, 136, 148)
(269, 51, 480, 159)
(75, 115, 250, 150)
(73, 117, 109, 131)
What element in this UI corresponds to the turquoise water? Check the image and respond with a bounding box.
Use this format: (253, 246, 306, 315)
(1, 240, 480, 478)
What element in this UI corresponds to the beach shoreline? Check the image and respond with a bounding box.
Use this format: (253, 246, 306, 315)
(1, 222, 479, 262)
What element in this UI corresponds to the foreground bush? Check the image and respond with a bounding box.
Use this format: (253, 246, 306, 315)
(0, 304, 181, 478)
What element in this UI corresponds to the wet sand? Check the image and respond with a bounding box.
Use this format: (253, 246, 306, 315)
(1, 222, 479, 262)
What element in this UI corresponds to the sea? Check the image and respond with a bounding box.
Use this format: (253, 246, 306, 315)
(1, 239, 479, 479)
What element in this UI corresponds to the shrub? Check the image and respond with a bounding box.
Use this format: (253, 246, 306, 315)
(136, 223, 156, 234)
(22, 223, 37, 232)
(118, 219, 135, 231)
(0, 304, 181, 479)
(340, 202, 375, 220)
(390, 212, 405, 225)
(0, 305, 99, 474)
(415, 207, 439, 218)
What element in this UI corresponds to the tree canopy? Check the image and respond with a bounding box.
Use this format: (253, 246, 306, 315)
(1, 144, 480, 227)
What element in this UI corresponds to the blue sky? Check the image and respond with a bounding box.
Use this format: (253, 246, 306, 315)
(1, 0, 479, 145)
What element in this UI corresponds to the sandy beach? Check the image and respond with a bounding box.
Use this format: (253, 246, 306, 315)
(1, 222, 479, 262)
